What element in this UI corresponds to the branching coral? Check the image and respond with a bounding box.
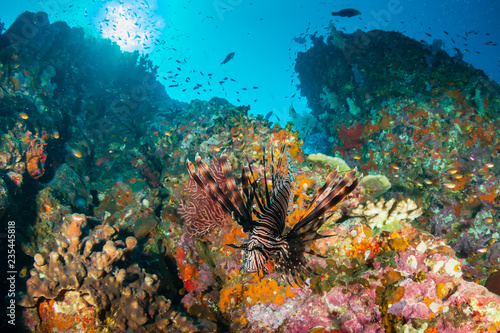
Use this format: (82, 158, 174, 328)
(350, 198, 423, 231)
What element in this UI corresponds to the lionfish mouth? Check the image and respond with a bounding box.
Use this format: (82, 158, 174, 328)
(185, 143, 359, 286)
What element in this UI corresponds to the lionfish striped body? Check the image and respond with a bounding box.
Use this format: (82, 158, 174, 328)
(186, 144, 359, 285)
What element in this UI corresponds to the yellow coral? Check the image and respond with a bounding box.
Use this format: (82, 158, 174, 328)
(221, 225, 246, 254)
(218, 278, 296, 313)
(435, 282, 456, 299)
(219, 283, 243, 312)
(389, 237, 408, 251)
(345, 225, 381, 260)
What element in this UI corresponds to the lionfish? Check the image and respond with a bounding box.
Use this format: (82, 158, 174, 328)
(186, 144, 359, 285)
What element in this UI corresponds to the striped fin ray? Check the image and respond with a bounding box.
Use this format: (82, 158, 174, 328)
(187, 154, 254, 231)
(287, 215, 336, 243)
(261, 147, 271, 206)
(219, 154, 253, 226)
(300, 170, 338, 219)
(244, 159, 266, 216)
(271, 145, 295, 197)
(291, 169, 358, 235)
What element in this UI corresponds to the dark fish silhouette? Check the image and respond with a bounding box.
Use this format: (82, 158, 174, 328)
(485, 271, 500, 296)
(331, 9, 361, 17)
(264, 111, 273, 121)
(289, 102, 297, 118)
(221, 52, 235, 65)
(293, 36, 307, 44)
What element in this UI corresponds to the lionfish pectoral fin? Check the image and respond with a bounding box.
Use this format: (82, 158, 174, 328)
(225, 243, 247, 249)
(302, 248, 327, 258)
(292, 170, 358, 233)
(284, 275, 298, 288)
(219, 154, 256, 230)
(192, 153, 252, 226)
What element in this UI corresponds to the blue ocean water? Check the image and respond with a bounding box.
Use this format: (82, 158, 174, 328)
(2, 0, 499, 124)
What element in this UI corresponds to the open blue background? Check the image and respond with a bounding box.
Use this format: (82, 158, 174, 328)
(2, 0, 499, 123)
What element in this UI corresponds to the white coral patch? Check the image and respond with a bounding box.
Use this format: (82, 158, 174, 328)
(415, 241, 428, 253)
(407, 255, 418, 270)
(444, 259, 462, 278)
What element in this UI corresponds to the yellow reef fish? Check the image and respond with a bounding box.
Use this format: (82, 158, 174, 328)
(19, 112, 29, 119)
(19, 267, 27, 278)
(71, 148, 83, 158)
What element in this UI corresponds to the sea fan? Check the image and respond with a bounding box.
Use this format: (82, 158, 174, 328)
(186, 144, 359, 285)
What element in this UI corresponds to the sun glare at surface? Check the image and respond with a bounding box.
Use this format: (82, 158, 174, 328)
(96, 0, 165, 53)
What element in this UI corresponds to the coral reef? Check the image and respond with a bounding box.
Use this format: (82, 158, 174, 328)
(358, 174, 392, 201)
(307, 152, 352, 172)
(20, 212, 206, 332)
(26, 137, 47, 179)
(212, 221, 500, 332)
(0, 9, 499, 333)
(295, 23, 500, 284)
